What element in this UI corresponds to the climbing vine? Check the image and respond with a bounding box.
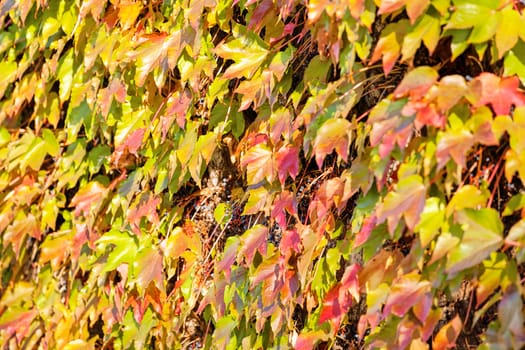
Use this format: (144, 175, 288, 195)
(1, 0, 525, 349)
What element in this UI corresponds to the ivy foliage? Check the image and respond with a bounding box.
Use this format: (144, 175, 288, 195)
(1, 0, 525, 349)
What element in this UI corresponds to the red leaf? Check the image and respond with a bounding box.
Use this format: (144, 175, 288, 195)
(432, 315, 462, 350)
(470, 73, 525, 115)
(355, 215, 377, 247)
(319, 264, 360, 329)
(319, 286, 347, 327)
(280, 228, 301, 254)
(239, 225, 268, 264)
(383, 273, 431, 318)
(275, 145, 299, 185)
(271, 190, 297, 228)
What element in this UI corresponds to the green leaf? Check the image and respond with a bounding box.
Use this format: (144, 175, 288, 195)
(214, 202, 232, 226)
(446, 209, 503, 274)
(21, 136, 47, 171)
(42, 129, 60, 157)
(468, 14, 498, 44)
(214, 33, 269, 79)
(504, 40, 525, 84)
(416, 197, 445, 247)
(0, 128, 10, 147)
(446, 3, 492, 29)
(97, 230, 138, 272)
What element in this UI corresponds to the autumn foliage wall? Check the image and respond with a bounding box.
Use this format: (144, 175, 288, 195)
(1, 0, 525, 349)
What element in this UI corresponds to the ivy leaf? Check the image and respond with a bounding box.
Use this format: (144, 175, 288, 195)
(319, 264, 360, 329)
(238, 224, 268, 264)
(498, 286, 525, 342)
(313, 118, 352, 168)
(377, 175, 426, 234)
(280, 228, 301, 254)
(370, 20, 409, 75)
(406, 0, 429, 24)
(435, 129, 474, 169)
(393, 66, 438, 100)
(97, 230, 138, 272)
(469, 73, 525, 115)
(432, 315, 462, 350)
(377, 0, 405, 15)
(416, 197, 445, 247)
(271, 191, 297, 229)
(99, 78, 127, 117)
(446, 3, 491, 29)
(214, 34, 269, 79)
(127, 195, 160, 235)
(383, 273, 430, 318)
(446, 208, 503, 274)
(434, 75, 468, 112)
(134, 246, 164, 292)
(164, 89, 192, 131)
(70, 181, 107, 217)
(241, 143, 274, 185)
(275, 144, 299, 186)
(133, 32, 185, 87)
(295, 330, 329, 350)
(0, 308, 38, 344)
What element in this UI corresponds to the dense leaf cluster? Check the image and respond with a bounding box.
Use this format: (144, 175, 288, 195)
(1, 0, 525, 349)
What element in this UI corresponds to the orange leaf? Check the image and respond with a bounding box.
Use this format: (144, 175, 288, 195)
(433, 315, 462, 350)
(313, 118, 352, 168)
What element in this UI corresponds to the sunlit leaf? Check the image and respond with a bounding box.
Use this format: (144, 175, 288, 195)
(446, 209, 503, 274)
(313, 118, 352, 168)
(377, 175, 426, 233)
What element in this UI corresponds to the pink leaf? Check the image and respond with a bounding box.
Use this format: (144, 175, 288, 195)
(383, 273, 431, 318)
(355, 215, 377, 247)
(70, 181, 107, 217)
(239, 225, 268, 264)
(271, 190, 297, 228)
(378, 0, 405, 14)
(280, 228, 301, 254)
(164, 89, 192, 130)
(470, 73, 525, 115)
(436, 129, 475, 169)
(275, 145, 299, 185)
